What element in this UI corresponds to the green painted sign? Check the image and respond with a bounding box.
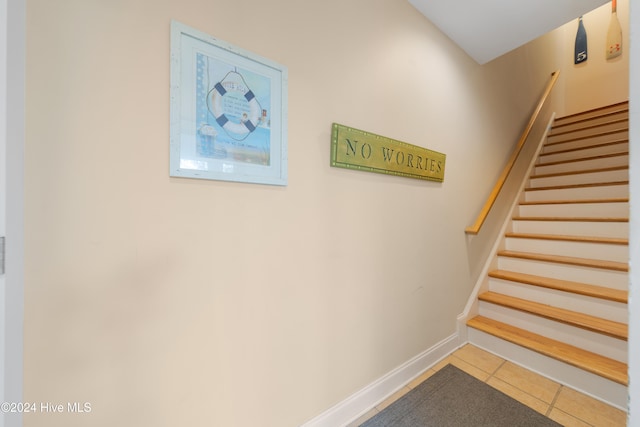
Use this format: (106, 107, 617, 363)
(331, 123, 446, 182)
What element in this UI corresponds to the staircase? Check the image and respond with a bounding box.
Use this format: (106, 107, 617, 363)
(466, 101, 629, 409)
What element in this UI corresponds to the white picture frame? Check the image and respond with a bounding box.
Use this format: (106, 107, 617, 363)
(170, 21, 288, 186)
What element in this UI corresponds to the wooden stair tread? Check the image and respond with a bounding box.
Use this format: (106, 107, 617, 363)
(551, 109, 629, 132)
(504, 232, 628, 245)
(512, 216, 628, 223)
(544, 130, 629, 146)
(467, 316, 628, 385)
(541, 138, 628, 152)
(530, 165, 628, 179)
(488, 270, 628, 303)
(497, 250, 628, 272)
(537, 152, 628, 167)
(548, 118, 629, 137)
(519, 198, 628, 206)
(525, 181, 628, 191)
(478, 291, 627, 340)
(554, 101, 628, 123)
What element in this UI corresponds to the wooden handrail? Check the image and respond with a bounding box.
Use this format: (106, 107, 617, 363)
(465, 71, 560, 235)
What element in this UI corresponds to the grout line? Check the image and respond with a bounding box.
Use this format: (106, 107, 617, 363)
(486, 359, 507, 382)
(487, 360, 556, 418)
(547, 386, 600, 427)
(546, 384, 563, 417)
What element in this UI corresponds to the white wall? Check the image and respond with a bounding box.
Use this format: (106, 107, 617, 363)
(22, 1, 629, 426)
(627, 0, 638, 424)
(2, 1, 24, 427)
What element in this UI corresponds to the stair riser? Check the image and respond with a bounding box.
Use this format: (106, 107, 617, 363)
(534, 154, 628, 175)
(543, 135, 628, 154)
(504, 238, 628, 263)
(523, 184, 628, 201)
(478, 303, 627, 362)
(528, 169, 628, 188)
(488, 278, 628, 323)
(550, 111, 629, 134)
(546, 122, 628, 144)
(554, 104, 628, 126)
(467, 328, 628, 410)
(497, 257, 628, 289)
(518, 202, 628, 218)
(539, 142, 628, 164)
(511, 220, 628, 239)
(545, 132, 628, 154)
(546, 132, 628, 150)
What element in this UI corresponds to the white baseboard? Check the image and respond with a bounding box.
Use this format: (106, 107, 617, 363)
(300, 333, 462, 427)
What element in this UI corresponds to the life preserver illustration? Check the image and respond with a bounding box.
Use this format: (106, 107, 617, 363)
(207, 70, 262, 141)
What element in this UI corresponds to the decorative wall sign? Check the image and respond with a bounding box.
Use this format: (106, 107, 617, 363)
(574, 16, 587, 64)
(331, 123, 446, 182)
(606, 0, 622, 59)
(170, 21, 288, 185)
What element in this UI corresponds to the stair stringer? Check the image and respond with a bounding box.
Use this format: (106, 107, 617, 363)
(457, 114, 555, 342)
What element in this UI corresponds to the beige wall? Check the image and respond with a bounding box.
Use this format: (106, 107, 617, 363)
(554, 0, 630, 115)
(23, 1, 628, 426)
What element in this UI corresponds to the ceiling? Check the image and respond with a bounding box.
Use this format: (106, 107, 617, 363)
(407, 0, 610, 64)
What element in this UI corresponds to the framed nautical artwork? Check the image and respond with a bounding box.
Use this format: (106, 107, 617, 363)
(170, 21, 288, 185)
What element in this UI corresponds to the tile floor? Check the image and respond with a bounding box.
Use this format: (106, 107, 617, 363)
(347, 344, 627, 427)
